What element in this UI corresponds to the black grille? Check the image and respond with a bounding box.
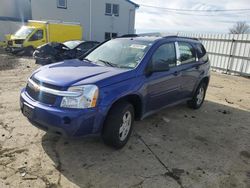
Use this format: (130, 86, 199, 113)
(14, 39, 24, 44)
(32, 77, 63, 90)
(26, 77, 62, 105)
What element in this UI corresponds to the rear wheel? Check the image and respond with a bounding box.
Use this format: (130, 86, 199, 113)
(187, 82, 207, 109)
(102, 101, 134, 149)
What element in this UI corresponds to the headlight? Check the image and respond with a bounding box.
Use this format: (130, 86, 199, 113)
(60, 85, 99, 109)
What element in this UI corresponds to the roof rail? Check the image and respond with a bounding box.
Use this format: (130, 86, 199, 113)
(118, 33, 200, 41)
(163, 35, 178, 38)
(176, 36, 199, 41)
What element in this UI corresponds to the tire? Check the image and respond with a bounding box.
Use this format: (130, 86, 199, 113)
(102, 101, 134, 149)
(187, 82, 207, 109)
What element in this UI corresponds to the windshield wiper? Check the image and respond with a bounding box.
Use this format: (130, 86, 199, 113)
(83, 58, 91, 62)
(98, 59, 117, 67)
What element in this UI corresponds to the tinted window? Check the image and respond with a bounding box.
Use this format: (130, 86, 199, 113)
(29, 30, 43, 41)
(196, 43, 208, 62)
(78, 43, 93, 51)
(152, 43, 176, 68)
(178, 42, 196, 64)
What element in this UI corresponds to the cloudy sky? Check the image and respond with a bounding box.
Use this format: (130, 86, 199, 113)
(132, 0, 250, 34)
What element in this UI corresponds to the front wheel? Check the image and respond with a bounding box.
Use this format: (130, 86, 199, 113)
(187, 82, 207, 109)
(102, 102, 134, 149)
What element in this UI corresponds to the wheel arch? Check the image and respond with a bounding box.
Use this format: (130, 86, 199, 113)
(195, 76, 210, 92)
(106, 94, 143, 121)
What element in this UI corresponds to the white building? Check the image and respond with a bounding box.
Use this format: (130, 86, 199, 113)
(30, 0, 139, 42)
(0, 0, 31, 40)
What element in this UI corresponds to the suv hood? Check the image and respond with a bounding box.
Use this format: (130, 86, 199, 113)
(33, 59, 135, 88)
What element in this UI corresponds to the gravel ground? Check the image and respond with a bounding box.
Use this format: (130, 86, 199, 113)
(0, 51, 249, 188)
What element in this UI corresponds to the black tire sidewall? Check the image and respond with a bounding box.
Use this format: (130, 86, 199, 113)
(102, 102, 134, 149)
(194, 82, 206, 108)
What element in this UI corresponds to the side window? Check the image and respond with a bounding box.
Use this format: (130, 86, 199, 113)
(29, 30, 43, 41)
(178, 42, 196, 64)
(78, 43, 93, 51)
(196, 43, 208, 62)
(152, 42, 176, 69)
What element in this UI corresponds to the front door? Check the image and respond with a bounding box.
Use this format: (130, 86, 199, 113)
(144, 42, 182, 113)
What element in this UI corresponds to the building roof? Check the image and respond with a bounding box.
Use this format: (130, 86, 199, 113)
(125, 0, 140, 8)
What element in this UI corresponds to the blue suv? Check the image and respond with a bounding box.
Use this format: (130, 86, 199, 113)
(20, 35, 210, 149)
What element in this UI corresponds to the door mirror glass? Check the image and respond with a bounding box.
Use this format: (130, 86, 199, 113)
(153, 59, 170, 72)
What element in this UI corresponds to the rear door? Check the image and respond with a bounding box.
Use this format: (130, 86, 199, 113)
(176, 41, 202, 98)
(144, 42, 183, 113)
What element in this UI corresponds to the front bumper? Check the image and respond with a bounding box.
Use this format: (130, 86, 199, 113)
(33, 55, 54, 64)
(6, 46, 25, 53)
(20, 88, 106, 137)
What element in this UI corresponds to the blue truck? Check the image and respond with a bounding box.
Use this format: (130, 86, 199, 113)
(20, 35, 210, 149)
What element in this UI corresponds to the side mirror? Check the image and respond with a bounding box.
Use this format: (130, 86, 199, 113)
(152, 59, 170, 72)
(145, 60, 170, 77)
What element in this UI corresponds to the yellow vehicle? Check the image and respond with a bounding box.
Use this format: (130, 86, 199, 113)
(0, 34, 11, 48)
(7, 20, 83, 55)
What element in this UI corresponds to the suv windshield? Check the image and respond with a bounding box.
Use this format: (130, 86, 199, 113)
(63, 41, 83, 49)
(14, 26, 34, 38)
(85, 38, 152, 69)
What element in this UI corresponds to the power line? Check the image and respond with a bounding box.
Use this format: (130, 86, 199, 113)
(140, 4, 250, 12)
(143, 9, 250, 17)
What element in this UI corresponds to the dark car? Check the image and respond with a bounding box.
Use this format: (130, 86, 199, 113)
(20, 35, 210, 149)
(33, 40, 99, 65)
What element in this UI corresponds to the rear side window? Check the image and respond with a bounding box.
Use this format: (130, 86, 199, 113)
(178, 42, 196, 64)
(152, 42, 176, 68)
(78, 43, 94, 50)
(196, 43, 208, 62)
